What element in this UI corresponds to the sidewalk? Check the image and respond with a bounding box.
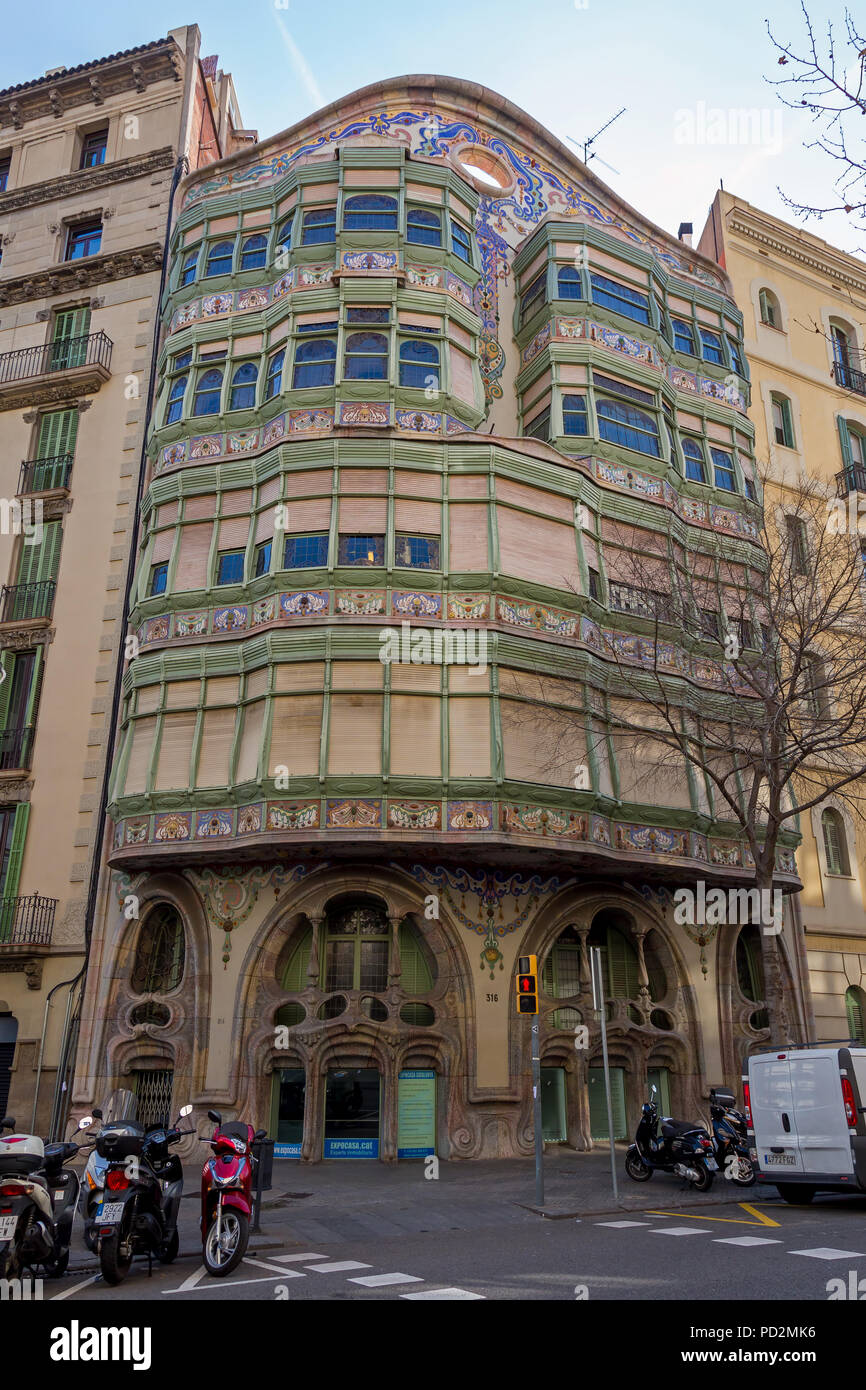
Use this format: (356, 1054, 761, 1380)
(66, 1147, 782, 1274)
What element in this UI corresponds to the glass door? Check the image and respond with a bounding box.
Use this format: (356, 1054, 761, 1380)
(324, 1068, 380, 1158)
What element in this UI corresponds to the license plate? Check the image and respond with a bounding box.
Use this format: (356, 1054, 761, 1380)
(55, 1191, 65, 1202)
(97, 1202, 125, 1224)
(705, 1157, 718, 1171)
(0, 1215, 17, 1240)
(764, 1152, 797, 1167)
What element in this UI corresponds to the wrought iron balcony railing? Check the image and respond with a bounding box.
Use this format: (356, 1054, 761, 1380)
(608, 581, 674, 624)
(832, 360, 866, 396)
(0, 331, 112, 386)
(836, 466, 866, 498)
(0, 580, 56, 623)
(0, 725, 33, 770)
(18, 453, 73, 494)
(0, 893, 57, 946)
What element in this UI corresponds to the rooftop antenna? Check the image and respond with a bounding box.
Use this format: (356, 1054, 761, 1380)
(567, 107, 626, 177)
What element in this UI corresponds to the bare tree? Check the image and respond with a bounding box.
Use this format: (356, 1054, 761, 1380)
(767, 2, 866, 235)
(520, 470, 866, 1042)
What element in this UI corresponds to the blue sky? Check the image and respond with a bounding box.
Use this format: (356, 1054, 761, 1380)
(3, 0, 862, 257)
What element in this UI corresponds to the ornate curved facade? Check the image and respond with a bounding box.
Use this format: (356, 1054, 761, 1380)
(75, 77, 809, 1159)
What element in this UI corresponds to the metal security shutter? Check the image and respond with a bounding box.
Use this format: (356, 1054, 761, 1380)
(195, 708, 236, 786)
(589, 1066, 627, 1141)
(154, 711, 196, 790)
(448, 697, 490, 776)
(0, 1021, 16, 1121)
(389, 695, 440, 777)
(269, 695, 322, 776)
(134, 1069, 173, 1129)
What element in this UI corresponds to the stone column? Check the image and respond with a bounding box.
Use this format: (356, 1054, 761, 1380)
(630, 923, 653, 1021)
(388, 914, 403, 987)
(306, 915, 323, 986)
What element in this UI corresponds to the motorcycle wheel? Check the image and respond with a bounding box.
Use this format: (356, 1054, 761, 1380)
(625, 1150, 653, 1182)
(203, 1209, 249, 1277)
(99, 1232, 133, 1286)
(692, 1162, 714, 1192)
(44, 1247, 70, 1279)
(0, 1242, 19, 1280)
(158, 1229, 179, 1264)
(730, 1155, 757, 1187)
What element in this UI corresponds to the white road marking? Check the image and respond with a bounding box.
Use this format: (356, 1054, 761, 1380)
(170, 1265, 208, 1292)
(650, 1226, 711, 1237)
(349, 1272, 424, 1287)
(164, 1271, 291, 1293)
(789, 1247, 866, 1261)
(50, 1274, 99, 1300)
(305, 1260, 372, 1273)
(595, 1220, 652, 1228)
(401, 1287, 485, 1300)
(242, 1256, 304, 1275)
(271, 1252, 326, 1262)
(713, 1236, 783, 1247)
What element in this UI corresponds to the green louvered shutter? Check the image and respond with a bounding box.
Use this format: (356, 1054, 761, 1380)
(398, 922, 433, 993)
(846, 988, 866, 1044)
(281, 927, 312, 990)
(606, 927, 639, 999)
(23, 647, 43, 756)
(0, 653, 14, 732)
(1, 802, 30, 911)
(51, 307, 91, 370)
(838, 417, 853, 470)
(589, 1065, 627, 1140)
(647, 1066, 672, 1117)
(35, 410, 78, 488)
(13, 521, 61, 619)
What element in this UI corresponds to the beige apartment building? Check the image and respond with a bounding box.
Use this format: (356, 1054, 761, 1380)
(699, 191, 866, 1047)
(0, 27, 252, 1131)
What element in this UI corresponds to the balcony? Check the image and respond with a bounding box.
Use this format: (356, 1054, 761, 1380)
(836, 466, 866, 498)
(18, 453, 73, 495)
(0, 725, 33, 772)
(0, 331, 112, 411)
(832, 361, 866, 396)
(0, 580, 56, 626)
(609, 581, 674, 624)
(0, 893, 57, 947)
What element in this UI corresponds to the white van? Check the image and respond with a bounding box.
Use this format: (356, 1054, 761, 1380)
(744, 1044, 866, 1203)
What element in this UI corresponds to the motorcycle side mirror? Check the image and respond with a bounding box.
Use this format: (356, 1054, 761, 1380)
(178, 1105, 193, 1118)
(207, 1109, 222, 1126)
(650, 1085, 657, 1096)
(77, 1116, 93, 1130)
(0, 1116, 14, 1131)
(92, 1108, 103, 1120)
(254, 1129, 267, 1142)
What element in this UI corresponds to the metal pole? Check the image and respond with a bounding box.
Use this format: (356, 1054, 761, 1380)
(531, 1018, 544, 1207)
(251, 1140, 264, 1235)
(591, 947, 618, 1203)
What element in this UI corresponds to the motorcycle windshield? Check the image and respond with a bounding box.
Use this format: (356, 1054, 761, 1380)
(98, 1089, 138, 1125)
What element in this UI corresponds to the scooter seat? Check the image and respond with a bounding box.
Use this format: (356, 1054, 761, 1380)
(661, 1119, 702, 1138)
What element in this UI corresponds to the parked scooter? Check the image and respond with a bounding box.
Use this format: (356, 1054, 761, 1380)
(708, 1086, 756, 1187)
(199, 1110, 267, 1277)
(81, 1088, 138, 1251)
(0, 1114, 92, 1278)
(625, 1086, 718, 1190)
(94, 1103, 194, 1285)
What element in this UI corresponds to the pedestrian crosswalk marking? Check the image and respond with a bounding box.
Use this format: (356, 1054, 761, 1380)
(305, 1260, 372, 1273)
(789, 1247, 866, 1261)
(713, 1236, 782, 1247)
(350, 1272, 424, 1287)
(401, 1287, 485, 1300)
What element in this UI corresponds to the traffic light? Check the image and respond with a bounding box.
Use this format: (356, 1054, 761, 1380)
(515, 954, 538, 1014)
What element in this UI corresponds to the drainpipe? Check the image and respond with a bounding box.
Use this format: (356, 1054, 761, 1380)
(43, 153, 190, 1136)
(30, 974, 76, 1132)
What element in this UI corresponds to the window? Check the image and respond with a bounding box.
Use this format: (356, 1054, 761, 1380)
(173, 350, 192, 370)
(338, 534, 385, 565)
(710, 447, 737, 492)
(50, 305, 91, 368)
(785, 515, 809, 574)
(266, 349, 284, 399)
(655, 298, 671, 342)
(284, 533, 329, 568)
(407, 207, 441, 246)
(275, 215, 294, 252)
(737, 617, 754, 651)
(346, 307, 390, 324)
(672, 318, 695, 355)
(80, 128, 108, 169)
(562, 394, 588, 435)
(344, 331, 388, 381)
(240, 234, 267, 272)
(590, 272, 650, 325)
(727, 336, 743, 375)
(301, 206, 336, 245)
(450, 218, 472, 263)
(399, 338, 439, 389)
(736, 926, 766, 1021)
(845, 986, 866, 1043)
(822, 808, 850, 876)
(65, 219, 102, 260)
(745, 477, 758, 502)
(0, 155, 9, 192)
(588, 567, 601, 601)
(180, 247, 199, 286)
(524, 405, 551, 441)
(204, 240, 234, 277)
(254, 540, 272, 577)
(803, 654, 828, 716)
(192, 368, 223, 416)
(292, 336, 336, 389)
(394, 534, 440, 569)
(216, 550, 245, 585)
(771, 393, 795, 448)
(229, 361, 258, 410)
(699, 328, 723, 364)
(520, 270, 547, 324)
(832, 324, 855, 387)
(759, 288, 780, 329)
(323, 902, 390, 992)
(130, 905, 185, 994)
(700, 608, 720, 640)
(557, 265, 582, 299)
(149, 562, 168, 597)
(343, 194, 398, 231)
(597, 397, 660, 457)
(200, 348, 227, 361)
(165, 375, 188, 425)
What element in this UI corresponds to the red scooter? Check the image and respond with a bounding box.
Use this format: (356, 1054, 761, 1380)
(200, 1110, 266, 1277)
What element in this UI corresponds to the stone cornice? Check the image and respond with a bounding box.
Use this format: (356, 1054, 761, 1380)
(0, 146, 175, 217)
(0, 45, 182, 131)
(0, 242, 163, 307)
(726, 212, 866, 300)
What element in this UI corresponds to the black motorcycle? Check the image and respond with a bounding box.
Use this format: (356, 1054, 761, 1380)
(38, 1117, 98, 1277)
(625, 1088, 717, 1191)
(94, 1103, 193, 1285)
(709, 1086, 756, 1187)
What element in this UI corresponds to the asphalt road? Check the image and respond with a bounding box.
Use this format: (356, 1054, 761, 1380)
(44, 1192, 866, 1303)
